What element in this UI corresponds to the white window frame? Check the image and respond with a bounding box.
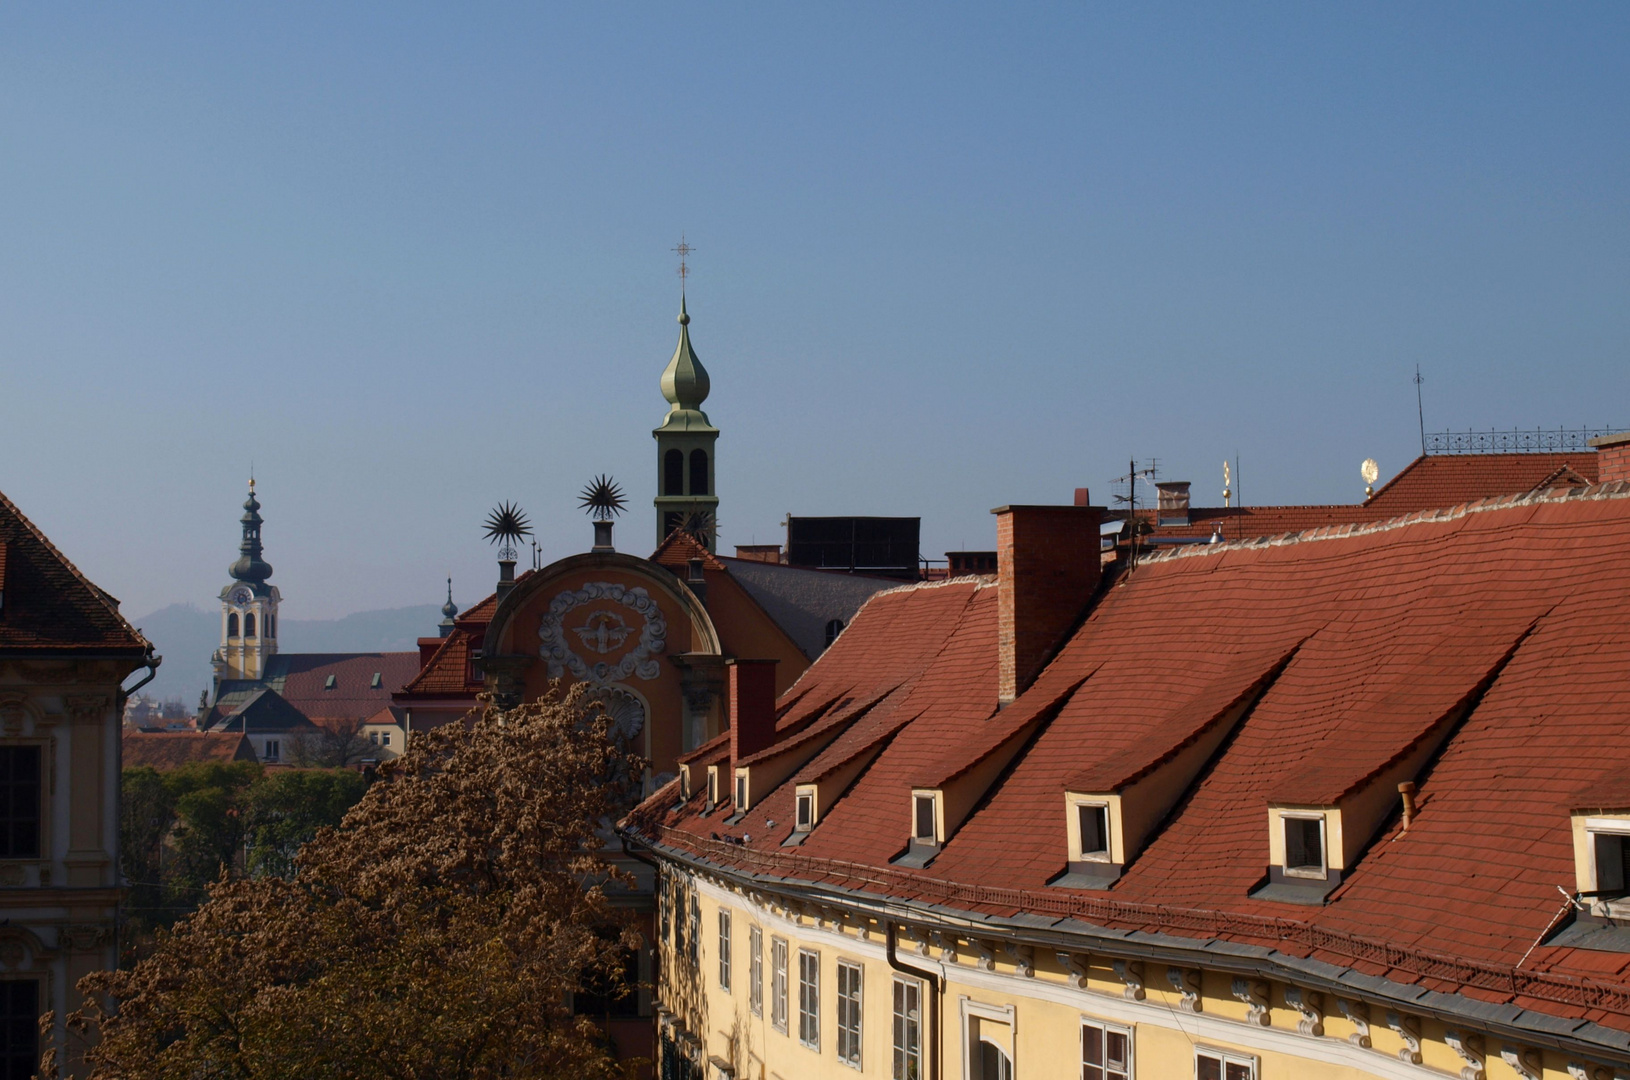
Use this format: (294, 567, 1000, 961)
(771, 936, 789, 1034)
(1081, 1016, 1133, 1080)
(1587, 818, 1630, 911)
(836, 959, 863, 1069)
(1195, 1046, 1257, 1080)
(798, 948, 821, 1050)
(717, 908, 732, 992)
(796, 790, 815, 832)
(892, 977, 923, 1080)
(1075, 800, 1112, 862)
(959, 997, 1015, 1080)
(749, 925, 764, 1016)
(1281, 812, 1327, 879)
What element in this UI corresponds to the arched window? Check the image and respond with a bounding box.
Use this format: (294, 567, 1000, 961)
(227, 613, 240, 638)
(244, 613, 256, 638)
(824, 619, 845, 649)
(664, 449, 684, 496)
(689, 449, 709, 496)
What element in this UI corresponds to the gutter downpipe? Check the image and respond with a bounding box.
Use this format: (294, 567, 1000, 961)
(886, 921, 943, 1080)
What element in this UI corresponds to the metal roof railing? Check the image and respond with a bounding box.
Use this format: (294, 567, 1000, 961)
(1425, 428, 1624, 455)
(633, 822, 1630, 1021)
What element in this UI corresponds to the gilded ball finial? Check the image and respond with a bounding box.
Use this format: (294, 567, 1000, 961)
(678, 310, 690, 325)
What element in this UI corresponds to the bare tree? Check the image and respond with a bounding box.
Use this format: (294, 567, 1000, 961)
(287, 717, 375, 768)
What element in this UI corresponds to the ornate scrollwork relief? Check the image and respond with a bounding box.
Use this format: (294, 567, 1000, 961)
(1231, 976, 1269, 1025)
(1335, 997, 1370, 1047)
(1283, 986, 1323, 1036)
(1112, 958, 1145, 1001)
(539, 583, 667, 684)
(1168, 966, 1202, 1013)
(1386, 1011, 1423, 1065)
(1444, 1029, 1486, 1080)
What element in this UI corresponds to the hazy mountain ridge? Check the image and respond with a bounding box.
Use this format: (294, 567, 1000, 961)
(128, 603, 443, 705)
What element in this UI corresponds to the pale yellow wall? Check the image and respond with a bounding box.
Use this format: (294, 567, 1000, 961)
(0, 660, 127, 1078)
(655, 865, 1617, 1080)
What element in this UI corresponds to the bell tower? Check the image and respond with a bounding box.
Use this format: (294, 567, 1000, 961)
(653, 296, 720, 551)
(213, 480, 281, 685)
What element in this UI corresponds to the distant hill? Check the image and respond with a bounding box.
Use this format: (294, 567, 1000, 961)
(127, 603, 442, 706)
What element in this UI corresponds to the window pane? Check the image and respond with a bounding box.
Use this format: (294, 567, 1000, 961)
(1080, 805, 1108, 854)
(0, 749, 40, 860)
(1107, 1030, 1128, 1071)
(1225, 1064, 1254, 1080)
(1286, 817, 1322, 870)
(0, 980, 38, 1080)
(1197, 1053, 1223, 1080)
(915, 796, 935, 840)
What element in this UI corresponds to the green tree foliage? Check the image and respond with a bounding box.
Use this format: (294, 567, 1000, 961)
(119, 762, 367, 959)
(70, 686, 642, 1080)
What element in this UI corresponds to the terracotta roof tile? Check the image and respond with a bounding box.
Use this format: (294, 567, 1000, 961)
(123, 731, 256, 769)
(0, 489, 148, 654)
(631, 483, 1630, 1027)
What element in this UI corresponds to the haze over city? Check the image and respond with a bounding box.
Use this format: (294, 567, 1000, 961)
(3, 3, 1626, 626)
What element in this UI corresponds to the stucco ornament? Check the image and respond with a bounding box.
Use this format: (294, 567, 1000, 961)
(539, 582, 667, 683)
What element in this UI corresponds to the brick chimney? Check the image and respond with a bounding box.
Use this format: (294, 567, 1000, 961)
(728, 658, 780, 771)
(993, 504, 1102, 705)
(1589, 431, 1630, 483)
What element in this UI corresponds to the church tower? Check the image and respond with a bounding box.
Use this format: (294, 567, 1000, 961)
(213, 480, 281, 684)
(653, 296, 720, 551)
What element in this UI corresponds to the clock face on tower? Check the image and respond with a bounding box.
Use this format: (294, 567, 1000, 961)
(230, 587, 253, 605)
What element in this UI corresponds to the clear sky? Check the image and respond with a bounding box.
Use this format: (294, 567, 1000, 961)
(2, 3, 1626, 622)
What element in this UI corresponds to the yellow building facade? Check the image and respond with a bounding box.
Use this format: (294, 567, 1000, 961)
(657, 865, 1620, 1080)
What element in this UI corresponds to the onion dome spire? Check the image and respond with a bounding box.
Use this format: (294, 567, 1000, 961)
(438, 577, 459, 637)
(228, 478, 274, 584)
(656, 296, 716, 433)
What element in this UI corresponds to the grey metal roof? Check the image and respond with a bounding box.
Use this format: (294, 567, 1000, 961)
(720, 557, 896, 660)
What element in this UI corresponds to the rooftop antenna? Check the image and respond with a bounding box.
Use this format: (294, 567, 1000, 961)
(1414, 365, 1426, 457)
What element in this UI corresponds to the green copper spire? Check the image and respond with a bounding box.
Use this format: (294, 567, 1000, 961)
(656, 297, 716, 433)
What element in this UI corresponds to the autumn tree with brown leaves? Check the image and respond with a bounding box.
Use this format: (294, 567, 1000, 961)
(58, 686, 645, 1080)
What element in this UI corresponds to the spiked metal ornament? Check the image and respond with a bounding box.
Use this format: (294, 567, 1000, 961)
(483, 501, 533, 561)
(681, 510, 716, 543)
(579, 475, 627, 521)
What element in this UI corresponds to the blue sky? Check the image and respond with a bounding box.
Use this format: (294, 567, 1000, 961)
(2, 3, 1626, 620)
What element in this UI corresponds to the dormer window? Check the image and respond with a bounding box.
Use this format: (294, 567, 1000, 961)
(1056, 794, 1123, 888)
(1283, 814, 1326, 878)
(707, 766, 720, 811)
(914, 795, 937, 844)
(679, 765, 693, 801)
(892, 789, 942, 868)
(735, 774, 748, 812)
(1594, 830, 1628, 898)
(1078, 804, 1109, 860)
(795, 790, 815, 832)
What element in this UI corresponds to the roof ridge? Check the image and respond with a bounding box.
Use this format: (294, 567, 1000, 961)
(1145, 479, 1630, 564)
(0, 487, 147, 650)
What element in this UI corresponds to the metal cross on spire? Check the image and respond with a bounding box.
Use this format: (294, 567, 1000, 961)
(672, 235, 694, 296)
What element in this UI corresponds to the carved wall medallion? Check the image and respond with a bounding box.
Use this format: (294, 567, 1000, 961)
(539, 583, 667, 683)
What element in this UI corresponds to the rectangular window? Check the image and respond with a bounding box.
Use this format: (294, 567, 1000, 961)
(735, 775, 747, 810)
(381, 731, 391, 747)
(264, 739, 280, 762)
(0, 980, 39, 1080)
(717, 909, 732, 992)
(914, 796, 936, 842)
(1082, 1019, 1131, 1080)
(1594, 831, 1630, 896)
(660, 877, 672, 943)
(771, 937, 789, 1033)
(0, 748, 40, 860)
(797, 949, 820, 1049)
(796, 792, 814, 830)
(892, 978, 922, 1080)
(708, 770, 718, 808)
(836, 960, 863, 1068)
(749, 925, 764, 1016)
(1283, 816, 1324, 874)
(1079, 804, 1109, 858)
(688, 890, 701, 965)
(1197, 1047, 1256, 1080)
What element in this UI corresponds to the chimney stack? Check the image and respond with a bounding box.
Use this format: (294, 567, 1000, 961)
(728, 659, 779, 772)
(1156, 482, 1191, 526)
(1589, 431, 1630, 483)
(495, 558, 516, 602)
(993, 504, 1102, 705)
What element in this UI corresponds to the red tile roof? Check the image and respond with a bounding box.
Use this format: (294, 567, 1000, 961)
(629, 485, 1630, 1028)
(123, 731, 256, 769)
(0, 489, 148, 654)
